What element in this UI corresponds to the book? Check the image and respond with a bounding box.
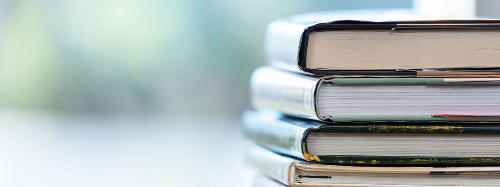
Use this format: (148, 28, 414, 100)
(243, 110, 500, 165)
(265, 9, 500, 76)
(251, 66, 500, 122)
(245, 144, 500, 187)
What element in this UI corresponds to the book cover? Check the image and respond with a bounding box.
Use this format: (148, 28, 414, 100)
(251, 66, 500, 122)
(266, 9, 500, 76)
(243, 110, 500, 165)
(245, 144, 500, 187)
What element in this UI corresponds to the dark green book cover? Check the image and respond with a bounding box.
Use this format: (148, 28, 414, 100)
(242, 110, 500, 166)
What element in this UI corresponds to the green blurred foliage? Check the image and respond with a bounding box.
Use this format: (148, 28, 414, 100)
(0, 0, 411, 118)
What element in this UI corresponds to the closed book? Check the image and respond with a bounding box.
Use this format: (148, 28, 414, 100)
(266, 9, 500, 76)
(243, 110, 500, 165)
(245, 144, 500, 187)
(251, 66, 500, 122)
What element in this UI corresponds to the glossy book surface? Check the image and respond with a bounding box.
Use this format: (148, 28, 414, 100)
(243, 110, 500, 165)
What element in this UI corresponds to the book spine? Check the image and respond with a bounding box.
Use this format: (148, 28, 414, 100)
(265, 19, 309, 73)
(251, 67, 320, 119)
(245, 144, 293, 186)
(242, 110, 308, 160)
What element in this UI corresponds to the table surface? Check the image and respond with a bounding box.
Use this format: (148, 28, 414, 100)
(0, 110, 254, 187)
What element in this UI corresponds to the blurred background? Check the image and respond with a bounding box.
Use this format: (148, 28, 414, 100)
(0, 0, 413, 117)
(1, 0, 498, 186)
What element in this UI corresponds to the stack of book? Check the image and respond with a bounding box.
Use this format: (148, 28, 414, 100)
(243, 9, 500, 187)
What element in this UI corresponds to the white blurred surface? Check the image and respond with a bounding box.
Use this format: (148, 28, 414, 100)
(0, 110, 254, 187)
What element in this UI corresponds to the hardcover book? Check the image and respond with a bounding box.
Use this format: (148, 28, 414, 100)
(243, 110, 500, 165)
(245, 144, 500, 187)
(251, 66, 500, 122)
(266, 9, 500, 75)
